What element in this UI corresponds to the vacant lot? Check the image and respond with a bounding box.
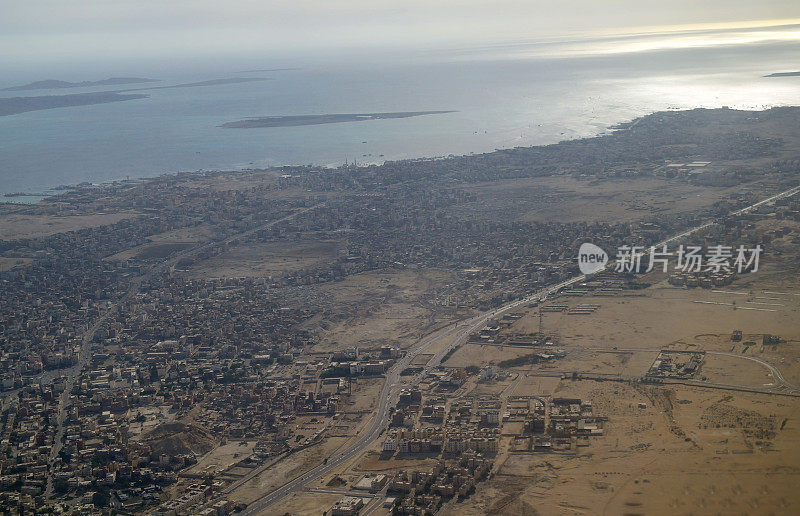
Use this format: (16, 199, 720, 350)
(0, 257, 31, 271)
(184, 440, 256, 477)
(306, 268, 464, 353)
(453, 175, 746, 224)
(443, 343, 535, 368)
(0, 211, 138, 240)
(188, 240, 342, 278)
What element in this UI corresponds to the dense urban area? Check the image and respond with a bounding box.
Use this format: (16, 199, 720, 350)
(2, 107, 800, 515)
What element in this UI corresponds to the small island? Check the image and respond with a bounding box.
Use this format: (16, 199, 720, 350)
(221, 110, 457, 128)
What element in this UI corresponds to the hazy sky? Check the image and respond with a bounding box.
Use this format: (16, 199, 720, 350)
(3, 0, 800, 66)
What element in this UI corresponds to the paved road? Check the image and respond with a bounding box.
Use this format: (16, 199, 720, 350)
(705, 349, 800, 394)
(45, 277, 144, 497)
(592, 347, 800, 395)
(240, 182, 800, 514)
(240, 278, 579, 515)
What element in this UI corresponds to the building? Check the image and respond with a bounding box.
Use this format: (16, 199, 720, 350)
(330, 496, 365, 516)
(354, 474, 387, 492)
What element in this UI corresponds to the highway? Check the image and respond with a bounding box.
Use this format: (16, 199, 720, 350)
(240, 181, 800, 514)
(240, 277, 579, 515)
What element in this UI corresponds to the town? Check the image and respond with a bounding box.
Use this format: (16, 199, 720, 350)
(2, 107, 800, 514)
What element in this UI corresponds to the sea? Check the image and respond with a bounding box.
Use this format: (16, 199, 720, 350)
(2, 35, 800, 201)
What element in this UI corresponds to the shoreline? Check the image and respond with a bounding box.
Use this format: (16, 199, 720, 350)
(2, 104, 793, 206)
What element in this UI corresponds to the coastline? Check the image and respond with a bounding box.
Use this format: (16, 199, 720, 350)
(2, 105, 794, 206)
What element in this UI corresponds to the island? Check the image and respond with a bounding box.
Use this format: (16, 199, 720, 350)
(122, 77, 270, 92)
(238, 68, 300, 72)
(764, 71, 800, 77)
(2, 77, 158, 91)
(0, 92, 148, 116)
(0, 77, 271, 116)
(220, 110, 457, 128)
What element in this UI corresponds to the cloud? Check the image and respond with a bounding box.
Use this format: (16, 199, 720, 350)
(2, 1, 800, 65)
